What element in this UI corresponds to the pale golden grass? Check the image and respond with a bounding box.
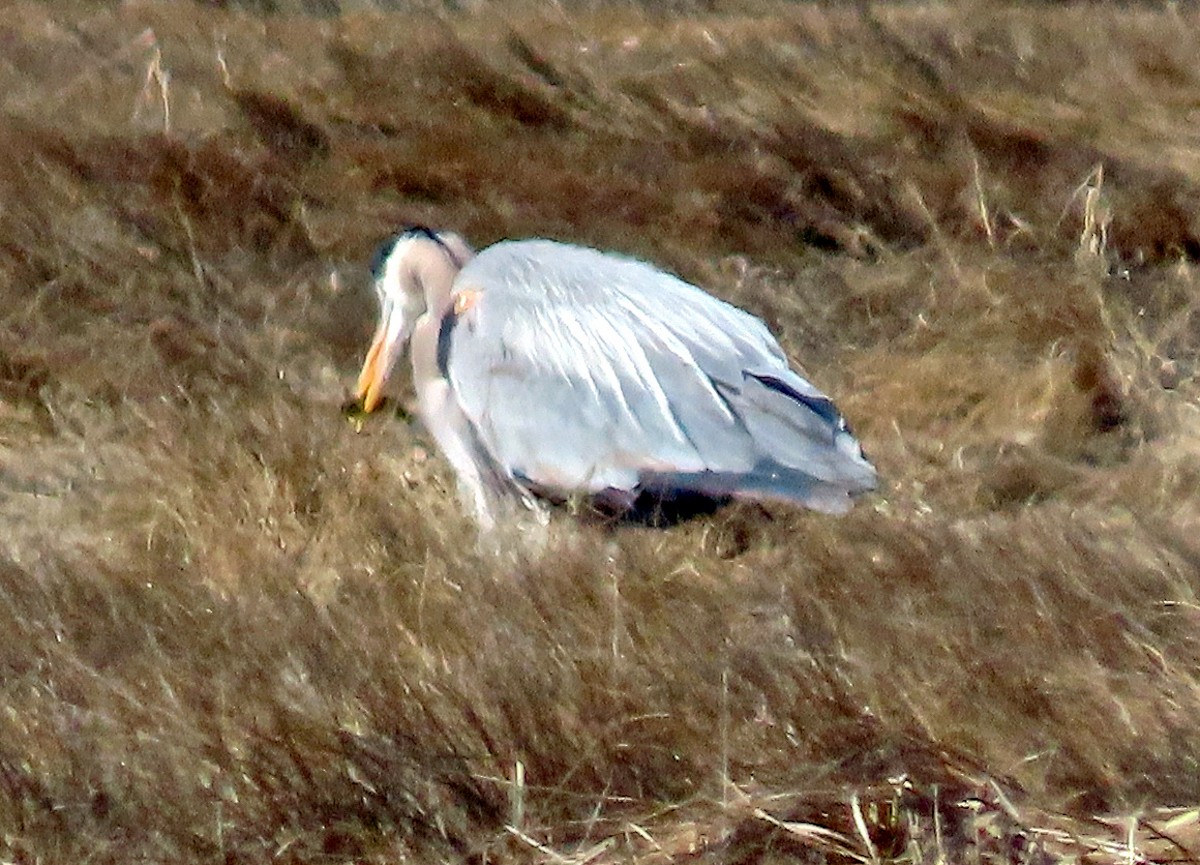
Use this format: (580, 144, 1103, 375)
(0, 1, 1198, 862)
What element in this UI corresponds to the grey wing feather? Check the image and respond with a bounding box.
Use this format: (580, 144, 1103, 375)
(444, 240, 876, 511)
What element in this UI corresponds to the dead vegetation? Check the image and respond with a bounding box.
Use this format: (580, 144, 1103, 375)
(0, 0, 1199, 862)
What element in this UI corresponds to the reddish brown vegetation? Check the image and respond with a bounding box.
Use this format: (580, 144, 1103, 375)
(0, 1, 1198, 862)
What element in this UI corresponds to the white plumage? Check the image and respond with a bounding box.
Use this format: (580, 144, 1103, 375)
(354, 228, 876, 527)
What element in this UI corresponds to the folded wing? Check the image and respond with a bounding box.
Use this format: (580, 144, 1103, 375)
(444, 241, 877, 513)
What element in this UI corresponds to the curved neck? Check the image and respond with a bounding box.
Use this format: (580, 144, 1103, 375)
(407, 242, 463, 391)
(411, 241, 463, 320)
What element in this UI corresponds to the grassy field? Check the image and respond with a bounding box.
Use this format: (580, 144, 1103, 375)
(1, 1, 1199, 861)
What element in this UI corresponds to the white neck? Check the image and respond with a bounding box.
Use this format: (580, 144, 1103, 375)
(398, 239, 461, 320)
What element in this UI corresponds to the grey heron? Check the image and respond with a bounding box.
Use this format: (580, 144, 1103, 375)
(353, 227, 877, 528)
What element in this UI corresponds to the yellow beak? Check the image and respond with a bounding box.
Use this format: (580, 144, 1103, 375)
(355, 331, 388, 413)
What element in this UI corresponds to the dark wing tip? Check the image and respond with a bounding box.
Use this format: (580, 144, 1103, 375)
(746, 372, 844, 428)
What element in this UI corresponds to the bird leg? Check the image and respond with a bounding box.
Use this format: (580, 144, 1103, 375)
(415, 376, 517, 531)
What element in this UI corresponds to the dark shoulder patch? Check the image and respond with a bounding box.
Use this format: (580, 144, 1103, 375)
(436, 305, 457, 377)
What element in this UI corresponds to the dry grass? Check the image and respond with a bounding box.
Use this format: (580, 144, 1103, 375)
(0, 0, 1199, 862)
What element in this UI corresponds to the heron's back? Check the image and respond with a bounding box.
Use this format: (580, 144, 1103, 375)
(446, 238, 876, 514)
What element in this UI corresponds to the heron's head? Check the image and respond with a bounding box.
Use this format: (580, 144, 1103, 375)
(354, 227, 474, 412)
